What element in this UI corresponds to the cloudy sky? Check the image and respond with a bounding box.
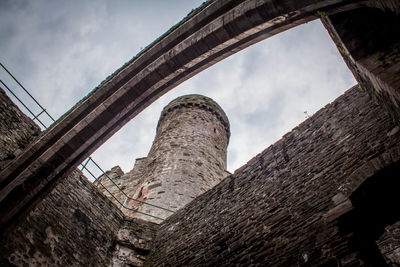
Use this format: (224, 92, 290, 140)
(0, 0, 356, 177)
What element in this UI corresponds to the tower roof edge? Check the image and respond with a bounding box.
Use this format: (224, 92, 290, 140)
(157, 94, 230, 136)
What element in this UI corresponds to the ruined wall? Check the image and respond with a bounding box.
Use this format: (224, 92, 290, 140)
(95, 158, 147, 213)
(0, 171, 124, 266)
(0, 88, 125, 266)
(378, 221, 400, 265)
(111, 218, 159, 267)
(1, 168, 158, 267)
(322, 6, 400, 123)
(95, 165, 126, 206)
(0, 89, 40, 171)
(148, 86, 400, 266)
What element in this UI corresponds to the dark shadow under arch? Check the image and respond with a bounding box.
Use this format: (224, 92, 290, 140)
(338, 161, 400, 266)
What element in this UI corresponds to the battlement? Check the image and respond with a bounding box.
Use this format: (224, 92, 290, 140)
(158, 94, 230, 137)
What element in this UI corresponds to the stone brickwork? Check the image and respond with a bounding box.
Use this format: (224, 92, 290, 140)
(322, 6, 400, 122)
(148, 86, 400, 266)
(96, 95, 230, 222)
(0, 88, 40, 171)
(2, 83, 399, 266)
(95, 165, 126, 206)
(0, 171, 124, 266)
(111, 218, 159, 267)
(0, 87, 126, 266)
(378, 221, 400, 265)
(95, 158, 147, 213)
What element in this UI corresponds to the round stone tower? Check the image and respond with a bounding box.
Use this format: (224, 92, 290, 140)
(129, 94, 230, 222)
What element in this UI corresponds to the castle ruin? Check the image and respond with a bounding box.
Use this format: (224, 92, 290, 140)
(1, 0, 400, 266)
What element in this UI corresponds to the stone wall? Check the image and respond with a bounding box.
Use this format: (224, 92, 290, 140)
(378, 221, 400, 265)
(322, 6, 400, 123)
(0, 87, 126, 266)
(0, 171, 124, 266)
(148, 86, 400, 266)
(111, 218, 159, 267)
(95, 158, 148, 215)
(0, 88, 40, 171)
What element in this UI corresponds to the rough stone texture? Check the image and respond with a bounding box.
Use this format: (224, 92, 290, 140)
(0, 0, 365, 230)
(378, 221, 400, 265)
(0, 87, 153, 266)
(96, 95, 230, 223)
(148, 86, 400, 266)
(95, 158, 147, 212)
(94, 165, 126, 206)
(366, 0, 400, 15)
(0, 170, 124, 266)
(111, 218, 159, 267)
(322, 6, 400, 123)
(0, 88, 40, 171)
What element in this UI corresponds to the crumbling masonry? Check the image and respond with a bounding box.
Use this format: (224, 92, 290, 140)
(1, 0, 400, 266)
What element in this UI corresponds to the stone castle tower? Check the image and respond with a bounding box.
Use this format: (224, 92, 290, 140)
(95, 94, 230, 222)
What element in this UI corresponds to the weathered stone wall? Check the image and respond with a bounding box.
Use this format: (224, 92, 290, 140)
(0, 171, 124, 266)
(95, 165, 126, 206)
(378, 221, 400, 265)
(95, 158, 148, 214)
(0, 87, 126, 266)
(0, 88, 40, 171)
(111, 218, 159, 267)
(322, 6, 400, 123)
(148, 86, 400, 266)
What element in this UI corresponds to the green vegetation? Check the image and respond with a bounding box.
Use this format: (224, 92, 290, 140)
(316, 10, 326, 18)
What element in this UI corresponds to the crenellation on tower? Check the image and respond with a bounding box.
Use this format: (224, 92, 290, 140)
(157, 94, 230, 137)
(96, 94, 230, 222)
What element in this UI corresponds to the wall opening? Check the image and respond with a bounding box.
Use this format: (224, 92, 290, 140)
(338, 161, 400, 265)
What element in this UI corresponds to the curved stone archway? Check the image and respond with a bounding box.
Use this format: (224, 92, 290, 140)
(0, 0, 370, 232)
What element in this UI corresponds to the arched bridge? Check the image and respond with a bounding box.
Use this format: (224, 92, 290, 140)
(0, 0, 393, 232)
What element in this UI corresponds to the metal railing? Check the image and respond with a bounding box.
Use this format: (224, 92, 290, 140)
(0, 62, 173, 221)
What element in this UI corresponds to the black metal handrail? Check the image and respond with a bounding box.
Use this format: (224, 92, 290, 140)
(0, 62, 173, 221)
